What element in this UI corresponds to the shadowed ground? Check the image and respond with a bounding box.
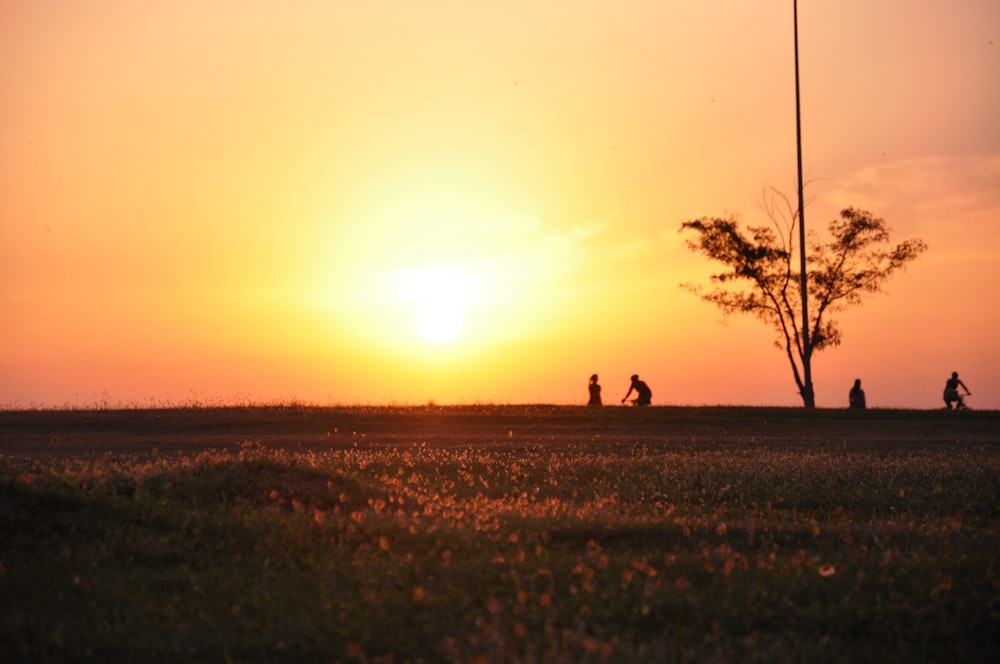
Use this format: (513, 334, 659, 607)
(2, 405, 997, 458)
(1, 406, 998, 662)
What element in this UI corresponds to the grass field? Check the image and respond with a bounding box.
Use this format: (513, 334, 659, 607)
(1, 406, 998, 662)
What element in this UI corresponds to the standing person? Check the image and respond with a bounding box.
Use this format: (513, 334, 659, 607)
(849, 379, 866, 409)
(587, 374, 602, 406)
(943, 371, 972, 410)
(621, 374, 652, 406)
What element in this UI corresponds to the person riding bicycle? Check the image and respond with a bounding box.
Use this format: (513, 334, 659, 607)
(943, 371, 972, 410)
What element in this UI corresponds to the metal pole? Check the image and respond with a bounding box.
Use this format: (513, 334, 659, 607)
(794, 0, 813, 406)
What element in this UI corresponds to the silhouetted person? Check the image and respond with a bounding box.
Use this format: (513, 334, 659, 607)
(621, 374, 652, 406)
(587, 374, 602, 406)
(849, 379, 866, 409)
(943, 371, 971, 410)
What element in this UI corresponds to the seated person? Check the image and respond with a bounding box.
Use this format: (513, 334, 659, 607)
(849, 379, 866, 409)
(587, 374, 602, 406)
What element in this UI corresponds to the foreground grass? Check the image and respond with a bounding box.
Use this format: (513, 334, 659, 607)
(1, 411, 999, 662)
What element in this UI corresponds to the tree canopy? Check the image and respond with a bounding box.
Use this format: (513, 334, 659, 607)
(680, 192, 927, 407)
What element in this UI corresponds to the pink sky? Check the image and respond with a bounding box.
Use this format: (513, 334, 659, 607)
(2, 1, 998, 409)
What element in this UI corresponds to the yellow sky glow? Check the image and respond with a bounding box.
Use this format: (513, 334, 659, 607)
(2, 1, 998, 408)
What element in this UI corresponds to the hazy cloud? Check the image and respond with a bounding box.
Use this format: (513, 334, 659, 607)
(822, 153, 1000, 234)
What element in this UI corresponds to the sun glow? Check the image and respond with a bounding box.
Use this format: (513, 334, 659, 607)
(323, 204, 568, 361)
(399, 266, 473, 344)
(416, 299, 464, 342)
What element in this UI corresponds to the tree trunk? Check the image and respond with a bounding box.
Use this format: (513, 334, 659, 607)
(801, 384, 815, 408)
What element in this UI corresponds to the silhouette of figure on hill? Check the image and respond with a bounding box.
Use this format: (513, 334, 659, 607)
(621, 374, 652, 406)
(943, 371, 971, 410)
(587, 374, 602, 406)
(849, 379, 866, 409)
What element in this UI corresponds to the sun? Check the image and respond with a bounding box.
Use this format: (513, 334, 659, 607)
(395, 266, 472, 344)
(415, 298, 464, 342)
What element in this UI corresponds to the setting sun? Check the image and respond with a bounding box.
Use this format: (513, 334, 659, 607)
(398, 266, 472, 344)
(416, 299, 463, 343)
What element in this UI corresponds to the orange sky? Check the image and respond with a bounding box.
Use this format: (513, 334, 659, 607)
(2, 1, 999, 409)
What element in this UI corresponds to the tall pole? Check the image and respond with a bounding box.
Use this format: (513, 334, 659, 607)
(793, 0, 814, 407)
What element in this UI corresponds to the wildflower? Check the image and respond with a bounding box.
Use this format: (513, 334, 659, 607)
(630, 560, 658, 577)
(929, 574, 952, 597)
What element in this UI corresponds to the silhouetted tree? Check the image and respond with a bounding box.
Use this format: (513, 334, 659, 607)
(679, 189, 927, 407)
